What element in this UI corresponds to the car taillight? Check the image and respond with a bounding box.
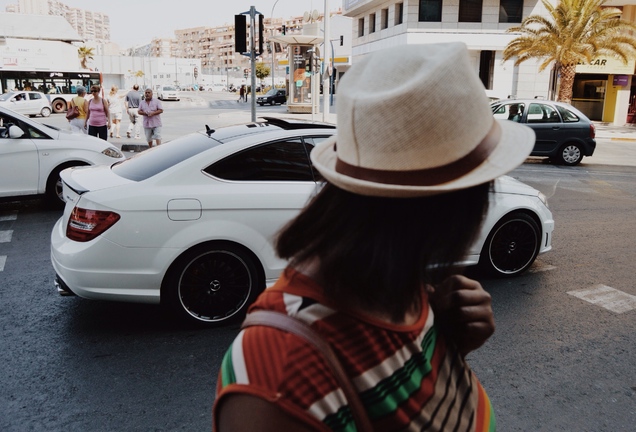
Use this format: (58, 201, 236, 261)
(66, 207, 120, 242)
(590, 123, 596, 139)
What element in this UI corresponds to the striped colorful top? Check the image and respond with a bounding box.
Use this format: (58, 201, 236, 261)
(214, 269, 495, 431)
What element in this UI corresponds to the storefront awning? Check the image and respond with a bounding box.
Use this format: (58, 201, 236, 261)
(269, 35, 324, 46)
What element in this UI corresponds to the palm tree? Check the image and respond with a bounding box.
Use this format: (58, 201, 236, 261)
(503, 0, 636, 104)
(78, 46, 95, 70)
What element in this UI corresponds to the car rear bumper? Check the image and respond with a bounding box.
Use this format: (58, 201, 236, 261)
(50, 217, 173, 304)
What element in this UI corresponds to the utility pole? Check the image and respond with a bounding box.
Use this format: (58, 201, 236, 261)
(270, 0, 280, 89)
(322, 0, 331, 122)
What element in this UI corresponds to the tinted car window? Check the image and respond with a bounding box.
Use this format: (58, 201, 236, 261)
(304, 136, 332, 181)
(112, 133, 217, 181)
(206, 138, 314, 181)
(30, 93, 42, 100)
(556, 105, 580, 122)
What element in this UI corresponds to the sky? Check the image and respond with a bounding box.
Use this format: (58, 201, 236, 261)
(0, 0, 343, 48)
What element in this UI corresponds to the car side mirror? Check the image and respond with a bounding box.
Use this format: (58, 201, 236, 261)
(9, 125, 25, 139)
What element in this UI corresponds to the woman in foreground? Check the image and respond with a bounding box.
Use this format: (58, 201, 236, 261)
(214, 42, 535, 431)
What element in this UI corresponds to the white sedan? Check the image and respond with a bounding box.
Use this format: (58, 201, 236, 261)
(51, 117, 554, 327)
(0, 105, 125, 205)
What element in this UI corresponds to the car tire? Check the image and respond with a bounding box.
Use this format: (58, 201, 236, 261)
(270, 100, 275, 106)
(557, 143, 583, 166)
(163, 242, 264, 327)
(45, 162, 88, 208)
(479, 212, 541, 277)
(258, 103, 264, 106)
(52, 98, 67, 114)
(40, 107, 51, 117)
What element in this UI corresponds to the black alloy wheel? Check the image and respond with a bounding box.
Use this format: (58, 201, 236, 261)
(164, 243, 262, 327)
(479, 212, 541, 277)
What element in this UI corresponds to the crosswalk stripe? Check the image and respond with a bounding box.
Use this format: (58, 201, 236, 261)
(568, 285, 636, 314)
(0, 212, 18, 222)
(0, 230, 13, 243)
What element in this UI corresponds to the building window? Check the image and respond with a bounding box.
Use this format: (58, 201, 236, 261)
(370, 13, 376, 33)
(381, 8, 389, 29)
(459, 0, 483, 22)
(479, 50, 494, 89)
(358, 17, 365, 37)
(419, 0, 442, 22)
(395, 3, 404, 25)
(499, 0, 523, 23)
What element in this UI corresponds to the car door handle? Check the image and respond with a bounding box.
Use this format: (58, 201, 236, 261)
(552, 126, 561, 130)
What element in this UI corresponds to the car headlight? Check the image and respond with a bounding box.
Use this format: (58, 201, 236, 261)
(537, 191, 549, 208)
(102, 147, 123, 158)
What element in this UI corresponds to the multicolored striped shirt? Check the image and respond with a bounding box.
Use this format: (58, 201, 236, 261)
(214, 269, 495, 431)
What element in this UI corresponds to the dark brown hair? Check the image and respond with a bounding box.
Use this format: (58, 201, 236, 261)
(276, 182, 492, 320)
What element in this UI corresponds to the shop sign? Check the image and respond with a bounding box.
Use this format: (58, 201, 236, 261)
(576, 57, 635, 74)
(613, 75, 629, 86)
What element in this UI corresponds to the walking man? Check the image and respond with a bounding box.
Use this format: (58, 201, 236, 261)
(138, 88, 164, 147)
(125, 84, 142, 139)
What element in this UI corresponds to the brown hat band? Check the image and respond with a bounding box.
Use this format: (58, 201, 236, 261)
(334, 121, 501, 187)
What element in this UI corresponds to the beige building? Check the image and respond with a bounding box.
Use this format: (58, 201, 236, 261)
(151, 15, 312, 76)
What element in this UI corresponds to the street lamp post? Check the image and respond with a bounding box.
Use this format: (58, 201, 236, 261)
(271, 0, 280, 89)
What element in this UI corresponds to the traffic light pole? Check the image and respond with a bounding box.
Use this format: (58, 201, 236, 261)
(248, 7, 257, 121)
(237, 6, 263, 122)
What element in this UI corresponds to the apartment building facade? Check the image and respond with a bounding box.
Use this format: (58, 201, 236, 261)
(343, 0, 636, 124)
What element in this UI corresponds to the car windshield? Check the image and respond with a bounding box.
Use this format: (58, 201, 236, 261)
(265, 89, 278, 96)
(111, 132, 221, 181)
(0, 92, 15, 101)
(163, 86, 176, 91)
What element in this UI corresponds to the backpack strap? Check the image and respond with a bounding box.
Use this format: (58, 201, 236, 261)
(241, 310, 373, 432)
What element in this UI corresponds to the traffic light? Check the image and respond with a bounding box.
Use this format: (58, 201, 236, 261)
(340, 35, 344, 46)
(281, 25, 286, 35)
(243, 68, 249, 78)
(235, 15, 247, 53)
(258, 14, 264, 55)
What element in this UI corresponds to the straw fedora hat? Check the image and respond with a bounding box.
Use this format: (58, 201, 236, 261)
(311, 42, 535, 197)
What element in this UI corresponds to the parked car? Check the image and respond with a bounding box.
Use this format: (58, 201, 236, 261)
(51, 117, 553, 327)
(157, 85, 180, 101)
(0, 105, 125, 204)
(491, 99, 596, 165)
(0, 91, 52, 117)
(257, 88, 286, 106)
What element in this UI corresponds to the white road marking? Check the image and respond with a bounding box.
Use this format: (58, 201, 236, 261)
(0, 256, 5, 271)
(568, 285, 636, 314)
(0, 212, 18, 222)
(528, 261, 556, 273)
(0, 230, 13, 243)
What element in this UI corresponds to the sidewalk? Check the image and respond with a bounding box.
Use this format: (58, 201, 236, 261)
(594, 122, 636, 142)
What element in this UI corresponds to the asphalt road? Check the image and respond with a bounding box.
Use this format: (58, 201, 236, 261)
(1, 97, 635, 431)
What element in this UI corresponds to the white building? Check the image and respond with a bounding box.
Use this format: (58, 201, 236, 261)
(5, 0, 111, 45)
(343, 0, 636, 124)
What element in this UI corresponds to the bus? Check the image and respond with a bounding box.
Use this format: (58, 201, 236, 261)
(0, 70, 102, 113)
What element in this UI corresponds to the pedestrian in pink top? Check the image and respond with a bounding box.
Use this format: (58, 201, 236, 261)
(84, 85, 111, 140)
(138, 88, 164, 147)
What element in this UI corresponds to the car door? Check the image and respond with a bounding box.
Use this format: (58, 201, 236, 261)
(10, 93, 29, 115)
(525, 102, 564, 155)
(26, 92, 44, 115)
(0, 112, 39, 197)
(203, 136, 323, 277)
